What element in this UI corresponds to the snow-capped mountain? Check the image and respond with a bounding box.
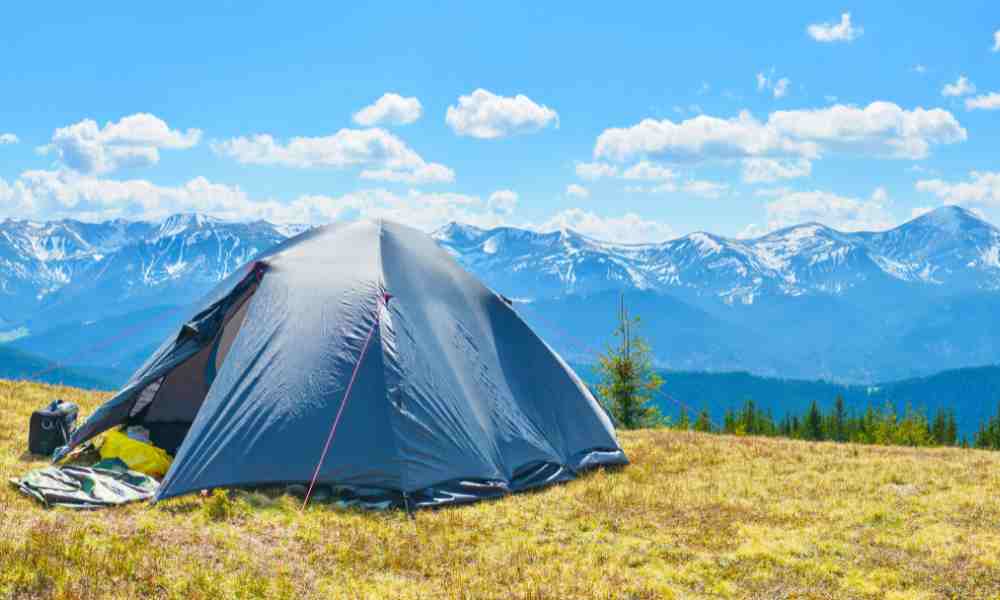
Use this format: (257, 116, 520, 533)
(434, 206, 1000, 303)
(4, 205, 1000, 384)
(0, 214, 290, 329)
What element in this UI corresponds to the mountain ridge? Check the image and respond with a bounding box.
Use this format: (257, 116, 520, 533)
(3, 206, 1000, 382)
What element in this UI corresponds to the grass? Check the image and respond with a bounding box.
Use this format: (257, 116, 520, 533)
(2, 380, 1000, 599)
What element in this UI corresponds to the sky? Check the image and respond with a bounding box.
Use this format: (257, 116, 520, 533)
(1, 2, 998, 242)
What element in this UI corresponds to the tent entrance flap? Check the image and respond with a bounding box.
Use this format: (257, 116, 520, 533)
(124, 281, 256, 454)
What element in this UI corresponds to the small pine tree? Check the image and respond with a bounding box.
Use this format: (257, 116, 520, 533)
(723, 409, 736, 434)
(677, 406, 691, 430)
(832, 395, 847, 442)
(694, 407, 713, 432)
(931, 408, 948, 445)
(804, 400, 823, 441)
(945, 410, 958, 446)
(596, 296, 665, 429)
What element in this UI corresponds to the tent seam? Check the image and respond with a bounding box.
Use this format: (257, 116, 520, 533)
(375, 221, 408, 496)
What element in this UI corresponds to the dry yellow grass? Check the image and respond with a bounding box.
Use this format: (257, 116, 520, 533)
(2, 380, 1000, 599)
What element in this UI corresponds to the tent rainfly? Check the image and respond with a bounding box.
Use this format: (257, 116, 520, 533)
(57, 220, 627, 508)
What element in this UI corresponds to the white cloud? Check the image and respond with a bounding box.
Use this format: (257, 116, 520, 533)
(916, 171, 1000, 207)
(534, 209, 675, 243)
(942, 75, 976, 97)
(0, 133, 18, 145)
(766, 103, 965, 159)
(566, 183, 590, 199)
(1, 169, 274, 222)
(594, 102, 965, 163)
(352, 93, 423, 126)
(445, 89, 558, 139)
(912, 64, 927, 74)
(487, 189, 518, 215)
(0, 169, 512, 230)
(212, 128, 453, 183)
(575, 161, 618, 180)
(359, 163, 455, 184)
(39, 113, 201, 174)
(0, 169, 683, 244)
(993, 30, 999, 52)
(621, 161, 676, 181)
(966, 92, 1000, 111)
(911, 206, 933, 219)
(741, 158, 812, 183)
(682, 180, 729, 199)
(772, 78, 790, 99)
(594, 111, 817, 163)
(756, 71, 791, 99)
(751, 188, 894, 234)
(807, 12, 863, 43)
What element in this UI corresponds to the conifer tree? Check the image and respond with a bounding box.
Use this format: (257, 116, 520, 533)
(804, 400, 823, 441)
(832, 394, 847, 442)
(677, 406, 691, 430)
(694, 407, 713, 432)
(945, 410, 958, 446)
(596, 296, 665, 429)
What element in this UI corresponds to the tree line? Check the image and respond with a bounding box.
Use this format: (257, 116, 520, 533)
(595, 298, 1000, 451)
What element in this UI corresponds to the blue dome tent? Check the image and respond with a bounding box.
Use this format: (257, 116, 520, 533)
(58, 220, 627, 508)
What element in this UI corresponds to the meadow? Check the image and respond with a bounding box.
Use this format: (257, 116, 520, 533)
(2, 380, 999, 599)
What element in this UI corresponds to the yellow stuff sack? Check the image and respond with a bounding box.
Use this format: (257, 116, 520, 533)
(99, 429, 172, 478)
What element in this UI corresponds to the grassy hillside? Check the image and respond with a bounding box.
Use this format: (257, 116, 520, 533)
(2, 381, 1000, 599)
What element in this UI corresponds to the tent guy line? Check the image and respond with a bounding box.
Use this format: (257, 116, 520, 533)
(302, 292, 383, 510)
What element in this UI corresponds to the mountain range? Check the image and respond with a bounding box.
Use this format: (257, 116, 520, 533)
(1, 206, 999, 385)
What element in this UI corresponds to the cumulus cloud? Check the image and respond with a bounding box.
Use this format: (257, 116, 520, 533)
(916, 171, 1000, 207)
(39, 113, 201, 174)
(359, 163, 455, 184)
(575, 161, 618, 180)
(622, 161, 676, 181)
(352, 93, 423, 126)
(682, 180, 729, 199)
(566, 183, 590, 199)
(487, 189, 518, 215)
(0, 169, 685, 245)
(594, 102, 966, 164)
(942, 75, 976, 97)
(445, 89, 558, 139)
(807, 13, 863, 43)
(0, 133, 18, 145)
(742, 158, 812, 183)
(0, 169, 512, 230)
(211, 128, 454, 183)
(534, 208, 675, 243)
(993, 30, 1000, 52)
(748, 187, 894, 235)
(624, 178, 727, 198)
(966, 92, 1000, 111)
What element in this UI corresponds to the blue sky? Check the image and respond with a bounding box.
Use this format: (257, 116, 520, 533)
(1, 2, 998, 242)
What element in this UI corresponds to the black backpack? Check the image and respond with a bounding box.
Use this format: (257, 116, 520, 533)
(29, 399, 78, 457)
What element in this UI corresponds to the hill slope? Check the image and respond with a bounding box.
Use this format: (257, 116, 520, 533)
(0, 347, 113, 389)
(2, 381, 999, 598)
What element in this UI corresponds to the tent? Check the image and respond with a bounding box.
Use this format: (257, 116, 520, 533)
(58, 220, 627, 508)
